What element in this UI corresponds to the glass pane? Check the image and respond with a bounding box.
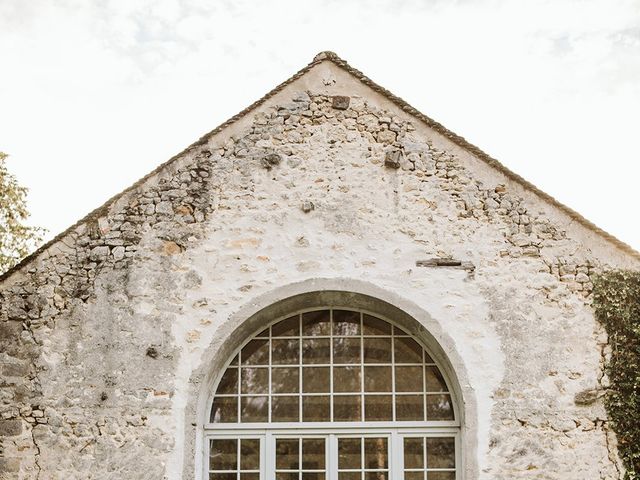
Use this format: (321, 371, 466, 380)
(240, 396, 268, 422)
(303, 339, 331, 364)
(302, 474, 325, 480)
(362, 315, 391, 335)
(302, 396, 330, 421)
(273, 367, 300, 394)
(276, 474, 299, 480)
(395, 366, 423, 392)
(425, 367, 448, 392)
(210, 439, 237, 470)
(302, 438, 325, 469)
(404, 437, 424, 469)
(273, 316, 300, 337)
(339, 474, 361, 480)
(216, 368, 238, 395)
(276, 438, 299, 470)
(303, 310, 331, 336)
(364, 395, 392, 421)
(334, 366, 361, 393)
(241, 474, 260, 480)
(273, 339, 300, 365)
(364, 437, 388, 469)
(404, 473, 424, 480)
(365, 473, 387, 480)
(426, 394, 454, 421)
(333, 395, 362, 421)
(242, 339, 269, 365)
(333, 310, 361, 336)
(363, 366, 392, 392)
(426, 437, 455, 468)
(363, 338, 392, 363)
(211, 396, 237, 423)
(394, 337, 422, 364)
(241, 367, 268, 394)
(426, 473, 455, 480)
(241, 439, 260, 470)
(272, 396, 300, 422)
(230, 354, 239, 366)
(303, 367, 330, 393)
(333, 337, 361, 364)
(210, 474, 236, 480)
(396, 394, 424, 421)
(338, 438, 361, 469)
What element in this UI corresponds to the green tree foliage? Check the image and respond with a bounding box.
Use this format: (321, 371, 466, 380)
(0, 152, 45, 274)
(593, 270, 640, 479)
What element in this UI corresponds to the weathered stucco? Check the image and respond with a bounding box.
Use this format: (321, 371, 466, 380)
(1, 57, 638, 480)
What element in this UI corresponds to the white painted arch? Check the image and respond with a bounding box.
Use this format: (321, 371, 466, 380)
(182, 278, 478, 480)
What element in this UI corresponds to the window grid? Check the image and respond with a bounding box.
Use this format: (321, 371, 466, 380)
(274, 437, 327, 480)
(403, 436, 456, 480)
(211, 309, 453, 425)
(208, 438, 261, 480)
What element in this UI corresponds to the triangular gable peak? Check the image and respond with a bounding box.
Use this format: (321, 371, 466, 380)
(1, 51, 638, 284)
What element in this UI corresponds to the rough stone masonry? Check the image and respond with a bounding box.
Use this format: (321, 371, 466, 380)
(1, 52, 639, 479)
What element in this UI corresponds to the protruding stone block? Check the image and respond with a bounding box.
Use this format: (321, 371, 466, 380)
(332, 96, 350, 110)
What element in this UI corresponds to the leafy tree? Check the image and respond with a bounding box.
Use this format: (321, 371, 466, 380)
(0, 151, 45, 274)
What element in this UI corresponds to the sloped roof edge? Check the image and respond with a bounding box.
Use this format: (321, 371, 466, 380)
(2, 51, 638, 282)
(316, 51, 640, 262)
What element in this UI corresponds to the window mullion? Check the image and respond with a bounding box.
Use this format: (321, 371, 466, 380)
(391, 431, 402, 480)
(328, 434, 337, 480)
(265, 432, 273, 480)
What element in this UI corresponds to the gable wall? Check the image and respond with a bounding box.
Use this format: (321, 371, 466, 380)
(1, 61, 637, 479)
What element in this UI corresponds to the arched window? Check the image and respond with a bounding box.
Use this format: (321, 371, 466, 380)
(206, 308, 460, 480)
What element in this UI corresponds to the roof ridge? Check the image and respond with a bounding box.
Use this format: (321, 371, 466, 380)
(2, 50, 638, 282)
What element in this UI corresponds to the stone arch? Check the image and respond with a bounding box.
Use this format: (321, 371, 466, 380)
(182, 278, 478, 480)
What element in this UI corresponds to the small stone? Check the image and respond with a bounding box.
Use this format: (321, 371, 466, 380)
(485, 198, 499, 209)
(89, 246, 110, 261)
(574, 389, 602, 406)
(156, 201, 173, 215)
(162, 241, 183, 256)
(0, 419, 22, 436)
(261, 153, 281, 169)
(332, 96, 350, 110)
(377, 130, 397, 144)
(292, 91, 310, 103)
(575, 272, 590, 283)
(111, 246, 125, 261)
(97, 217, 110, 234)
(385, 150, 402, 169)
(302, 201, 315, 213)
(146, 347, 159, 359)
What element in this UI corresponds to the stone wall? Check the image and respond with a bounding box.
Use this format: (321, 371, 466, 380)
(1, 62, 638, 479)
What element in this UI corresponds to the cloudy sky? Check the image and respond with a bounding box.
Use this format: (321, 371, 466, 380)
(1, 0, 639, 251)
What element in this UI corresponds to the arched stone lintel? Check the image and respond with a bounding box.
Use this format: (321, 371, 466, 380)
(184, 277, 479, 480)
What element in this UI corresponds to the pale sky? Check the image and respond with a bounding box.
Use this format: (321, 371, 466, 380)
(1, 0, 639, 252)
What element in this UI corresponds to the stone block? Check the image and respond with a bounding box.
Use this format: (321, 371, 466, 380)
(331, 96, 350, 110)
(0, 419, 22, 436)
(385, 150, 402, 169)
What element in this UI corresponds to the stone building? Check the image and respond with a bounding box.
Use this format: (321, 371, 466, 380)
(1, 52, 638, 480)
